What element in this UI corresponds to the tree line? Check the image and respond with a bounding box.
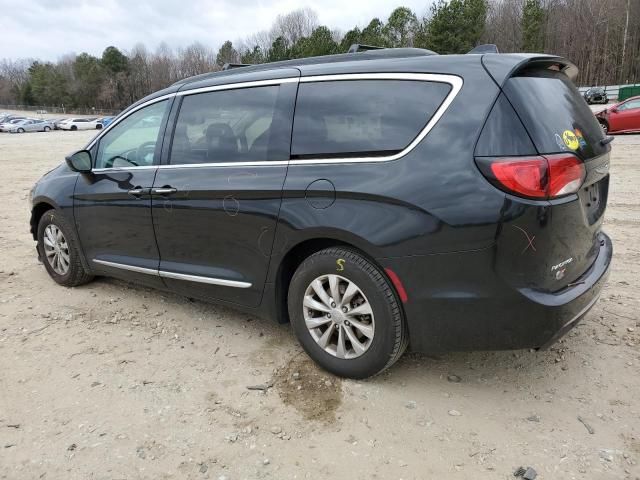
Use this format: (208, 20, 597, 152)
(1, 0, 638, 112)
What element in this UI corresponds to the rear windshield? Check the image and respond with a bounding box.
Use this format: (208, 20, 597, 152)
(503, 71, 607, 159)
(291, 80, 451, 159)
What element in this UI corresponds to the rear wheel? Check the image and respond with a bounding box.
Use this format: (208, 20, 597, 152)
(288, 247, 407, 379)
(37, 210, 93, 287)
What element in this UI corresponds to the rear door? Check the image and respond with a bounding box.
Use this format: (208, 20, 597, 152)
(151, 76, 298, 306)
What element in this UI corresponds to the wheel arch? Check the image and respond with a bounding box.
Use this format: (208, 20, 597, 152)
(30, 199, 58, 240)
(31, 199, 92, 273)
(272, 236, 404, 325)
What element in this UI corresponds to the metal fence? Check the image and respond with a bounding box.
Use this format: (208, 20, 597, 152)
(577, 83, 640, 101)
(0, 104, 120, 116)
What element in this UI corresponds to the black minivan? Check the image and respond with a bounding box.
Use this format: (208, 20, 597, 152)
(30, 48, 612, 378)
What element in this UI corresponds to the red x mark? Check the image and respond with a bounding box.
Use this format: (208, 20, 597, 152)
(512, 225, 536, 254)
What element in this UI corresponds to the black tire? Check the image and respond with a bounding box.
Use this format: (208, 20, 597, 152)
(70, 125, 77, 131)
(288, 247, 408, 379)
(37, 209, 93, 287)
(96, 124, 102, 130)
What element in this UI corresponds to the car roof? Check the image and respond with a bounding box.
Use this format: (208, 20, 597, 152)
(123, 49, 570, 115)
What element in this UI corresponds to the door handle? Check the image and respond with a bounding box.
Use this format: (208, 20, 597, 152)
(127, 187, 149, 197)
(151, 187, 178, 196)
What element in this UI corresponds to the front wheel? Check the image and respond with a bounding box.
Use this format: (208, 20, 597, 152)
(70, 125, 77, 131)
(288, 247, 408, 379)
(37, 210, 94, 287)
(44, 126, 51, 132)
(17, 128, 25, 133)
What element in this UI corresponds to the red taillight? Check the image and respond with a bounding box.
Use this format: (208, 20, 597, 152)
(476, 154, 585, 199)
(547, 154, 585, 196)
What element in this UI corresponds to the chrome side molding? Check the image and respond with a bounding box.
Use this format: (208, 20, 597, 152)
(92, 259, 252, 289)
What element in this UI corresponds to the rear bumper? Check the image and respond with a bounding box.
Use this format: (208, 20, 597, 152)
(377, 232, 612, 353)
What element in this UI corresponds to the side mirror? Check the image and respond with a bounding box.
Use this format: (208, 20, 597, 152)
(65, 150, 92, 173)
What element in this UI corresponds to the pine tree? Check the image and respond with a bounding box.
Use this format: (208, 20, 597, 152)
(521, 0, 545, 52)
(427, 0, 488, 54)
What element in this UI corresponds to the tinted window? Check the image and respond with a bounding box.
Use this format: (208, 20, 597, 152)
(95, 100, 169, 169)
(171, 85, 289, 164)
(291, 80, 451, 158)
(619, 99, 640, 111)
(504, 71, 607, 159)
(475, 94, 536, 157)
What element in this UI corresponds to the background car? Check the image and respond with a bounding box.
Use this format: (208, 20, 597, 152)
(0, 114, 25, 125)
(0, 118, 29, 132)
(58, 118, 100, 131)
(46, 118, 65, 129)
(595, 95, 640, 134)
(8, 119, 53, 133)
(98, 116, 114, 128)
(584, 87, 608, 104)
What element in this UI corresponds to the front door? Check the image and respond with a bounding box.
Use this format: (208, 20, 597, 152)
(151, 77, 297, 306)
(74, 98, 172, 287)
(611, 98, 640, 132)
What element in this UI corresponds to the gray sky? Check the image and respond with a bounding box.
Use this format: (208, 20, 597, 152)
(0, 0, 433, 61)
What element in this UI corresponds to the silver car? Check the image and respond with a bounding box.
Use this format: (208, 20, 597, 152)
(0, 118, 27, 132)
(7, 119, 53, 133)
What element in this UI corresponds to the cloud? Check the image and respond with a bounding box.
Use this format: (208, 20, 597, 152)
(0, 0, 433, 60)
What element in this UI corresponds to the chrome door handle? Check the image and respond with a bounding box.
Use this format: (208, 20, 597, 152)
(151, 187, 177, 195)
(127, 187, 148, 197)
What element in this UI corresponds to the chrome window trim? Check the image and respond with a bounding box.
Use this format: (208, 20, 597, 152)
(92, 259, 252, 289)
(176, 77, 299, 97)
(86, 93, 176, 150)
(290, 73, 463, 165)
(85, 73, 462, 169)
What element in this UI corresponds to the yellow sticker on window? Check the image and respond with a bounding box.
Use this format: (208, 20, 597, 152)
(562, 130, 580, 150)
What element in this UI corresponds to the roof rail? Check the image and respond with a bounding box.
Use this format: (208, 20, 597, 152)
(467, 44, 499, 54)
(222, 63, 252, 71)
(347, 44, 385, 54)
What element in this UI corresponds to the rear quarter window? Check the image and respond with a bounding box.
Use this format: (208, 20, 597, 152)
(503, 71, 607, 159)
(291, 80, 451, 159)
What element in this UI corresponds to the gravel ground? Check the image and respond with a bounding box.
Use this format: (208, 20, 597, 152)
(0, 123, 638, 480)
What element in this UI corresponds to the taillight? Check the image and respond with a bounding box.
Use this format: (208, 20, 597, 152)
(476, 154, 585, 199)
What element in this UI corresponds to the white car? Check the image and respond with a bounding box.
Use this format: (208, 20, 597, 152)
(58, 118, 101, 131)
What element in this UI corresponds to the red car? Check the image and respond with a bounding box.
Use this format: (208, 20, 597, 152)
(595, 95, 640, 134)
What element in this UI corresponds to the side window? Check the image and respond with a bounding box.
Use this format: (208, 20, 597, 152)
(620, 99, 640, 111)
(170, 85, 286, 165)
(95, 100, 169, 169)
(291, 80, 451, 159)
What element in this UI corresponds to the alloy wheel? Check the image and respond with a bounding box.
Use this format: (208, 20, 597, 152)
(303, 274, 375, 359)
(43, 224, 70, 275)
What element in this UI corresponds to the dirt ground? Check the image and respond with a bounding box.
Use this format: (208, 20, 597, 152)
(0, 115, 638, 480)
